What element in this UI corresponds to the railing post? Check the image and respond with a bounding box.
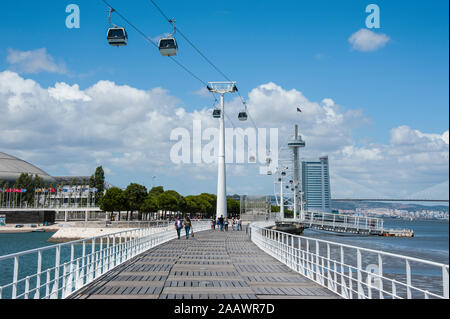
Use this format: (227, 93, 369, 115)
(315, 240, 320, 284)
(25, 276, 30, 299)
(34, 250, 42, 299)
(357, 249, 364, 299)
(290, 235, 294, 269)
(327, 243, 332, 290)
(406, 260, 412, 299)
(443, 266, 449, 299)
(12, 256, 19, 299)
(45, 269, 50, 298)
(392, 281, 397, 299)
(378, 253, 384, 299)
(340, 246, 347, 298)
(54, 245, 61, 299)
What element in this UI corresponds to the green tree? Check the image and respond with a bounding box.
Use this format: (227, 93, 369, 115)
(164, 190, 186, 214)
(157, 192, 178, 218)
(199, 193, 217, 217)
(15, 173, 34, 205)
(271, 205, 280, 212)
(148, 186, 164, 197)
(184, 195, 213, 218)
(227, 198, 240, 217)
(124, 183, 148, 220)
(90, 166, 105, 205)
(100, 187, 127, 221)
(140, 196, 159, 218)
(184, 196, 199, 215)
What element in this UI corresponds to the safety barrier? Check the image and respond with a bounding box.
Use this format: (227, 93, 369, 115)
(250, 221, 449, 299)
(0, 220, 210, 299)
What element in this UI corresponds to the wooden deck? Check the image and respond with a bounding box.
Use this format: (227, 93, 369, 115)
(69, 229, 340, 299)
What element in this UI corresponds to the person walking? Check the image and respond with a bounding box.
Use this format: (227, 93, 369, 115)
(237, 216, 242, 231)
(174, 216, 183, 239)
(184, 216, 192, 239)
(224, 217, 229, 231)
(211, 218, 216, 230)
(231, 217, 235, 231)
(219, 215, 224, 231)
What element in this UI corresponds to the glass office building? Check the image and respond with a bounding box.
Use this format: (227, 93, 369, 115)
(301, 156, 331, 213)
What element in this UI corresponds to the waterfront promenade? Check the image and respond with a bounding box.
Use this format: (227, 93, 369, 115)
(69, 229, 340, 299)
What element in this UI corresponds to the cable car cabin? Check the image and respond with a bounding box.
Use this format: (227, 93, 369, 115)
(267, 171, 272, 175)
(212, 108, 221, 118)
(158, 38, 178, 56)
(107, 27, 128, 46)
(238, 112, 248, 121)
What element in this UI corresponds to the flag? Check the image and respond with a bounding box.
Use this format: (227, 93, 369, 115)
(21, 189, 27, 193)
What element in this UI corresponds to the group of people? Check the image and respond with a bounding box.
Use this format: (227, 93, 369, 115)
(211, 215, 242, 231)
(174, 215, 243, 239)
(174, 216, 193, 239)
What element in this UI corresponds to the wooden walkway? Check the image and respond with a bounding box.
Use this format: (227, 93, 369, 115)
(69, 229, 340, 299)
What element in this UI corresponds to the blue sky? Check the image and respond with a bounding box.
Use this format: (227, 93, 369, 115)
(0, 0, 448, 198)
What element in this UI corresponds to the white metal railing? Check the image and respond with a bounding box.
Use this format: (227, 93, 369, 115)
(0, 221, 210, 299)
(250, 221, 449, 299)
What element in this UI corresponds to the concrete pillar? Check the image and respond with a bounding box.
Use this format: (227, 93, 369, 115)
(65, 210, 68, 222)
(85, 210, 89, 222)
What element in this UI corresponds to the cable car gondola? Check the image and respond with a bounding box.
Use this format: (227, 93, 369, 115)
(107, 8, 128, 47)
(238, 111, 248, 121)
(107, 27, 128, 46)
(159, 19, 178, 56)
(212, 108, 221, 118)
(238, 102, 248, 121)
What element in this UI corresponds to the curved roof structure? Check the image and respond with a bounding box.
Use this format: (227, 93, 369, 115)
(0, 152, 54, 183)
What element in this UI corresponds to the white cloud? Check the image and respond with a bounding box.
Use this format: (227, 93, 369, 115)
(49, 83, 92, 102)
(6, 48, 67, 74)
(348, 29, 390, 52)
(0, 71, 447, 199)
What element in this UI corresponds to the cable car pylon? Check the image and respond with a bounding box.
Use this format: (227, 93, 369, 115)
(207, 82, 238, 219)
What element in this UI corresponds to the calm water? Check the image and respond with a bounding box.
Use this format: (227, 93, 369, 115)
(0, 231, 95, 299)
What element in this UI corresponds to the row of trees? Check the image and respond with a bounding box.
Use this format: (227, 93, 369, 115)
(100, 184, 241, 220)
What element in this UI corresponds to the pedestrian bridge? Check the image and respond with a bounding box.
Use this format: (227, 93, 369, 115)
(0, 221, 447, 299)
(279, 212, 414, 237)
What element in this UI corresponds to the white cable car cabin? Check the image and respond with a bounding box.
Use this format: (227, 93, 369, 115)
(158, 37, 178, 56)
(159, 19, 178, 56)
(107, 27, 128, 46)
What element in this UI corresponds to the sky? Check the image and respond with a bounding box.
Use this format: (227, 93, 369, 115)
(0, 0, 448, 199)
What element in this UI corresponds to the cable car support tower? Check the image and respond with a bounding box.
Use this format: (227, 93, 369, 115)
(207, 82, 238, 219)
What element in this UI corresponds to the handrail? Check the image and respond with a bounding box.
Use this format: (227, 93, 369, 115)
(249, 221, 449, 299)
(0, 220, 210, 299)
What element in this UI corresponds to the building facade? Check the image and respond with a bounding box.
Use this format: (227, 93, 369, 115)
(301, 156, 331, 213)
